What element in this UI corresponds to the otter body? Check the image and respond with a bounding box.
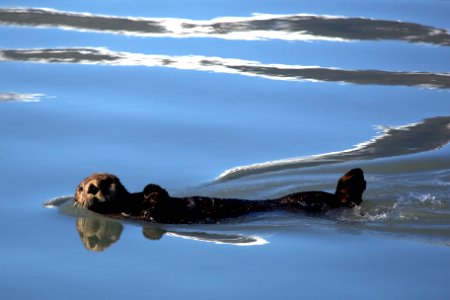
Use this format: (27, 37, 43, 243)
(74, 169, 366, 224)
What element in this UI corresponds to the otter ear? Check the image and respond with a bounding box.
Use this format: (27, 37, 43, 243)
(74, 184, 83, 204)
(335, 168, 366, 207)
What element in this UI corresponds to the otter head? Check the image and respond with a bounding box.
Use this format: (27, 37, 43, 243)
(335, 168, 366, 207)
(74, 173, 129, 214)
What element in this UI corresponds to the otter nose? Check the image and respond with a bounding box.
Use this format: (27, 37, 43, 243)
(87, 184, 99, 195)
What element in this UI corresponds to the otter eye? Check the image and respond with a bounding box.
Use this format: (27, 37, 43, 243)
(100, 178, 114, 191)
(87, 184, 99, 195)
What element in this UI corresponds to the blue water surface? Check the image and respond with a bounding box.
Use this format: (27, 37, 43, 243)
(0, 0, 449, 299)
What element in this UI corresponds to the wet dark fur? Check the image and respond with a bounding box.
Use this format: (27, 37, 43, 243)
(75, 168, 366, 224)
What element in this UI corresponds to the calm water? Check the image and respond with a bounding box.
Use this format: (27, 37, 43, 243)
(1, 0, 450, 299)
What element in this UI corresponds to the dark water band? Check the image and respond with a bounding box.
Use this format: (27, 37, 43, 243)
(2, 47, 450, 89)
(217, 116, 450, 181)
(0, 8, 449, 45)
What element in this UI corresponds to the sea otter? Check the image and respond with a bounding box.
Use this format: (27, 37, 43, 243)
(74, 168, 366, 224)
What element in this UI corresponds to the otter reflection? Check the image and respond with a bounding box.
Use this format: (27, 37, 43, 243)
(75, 216, 268, 252)
(76, 217, 123, 252)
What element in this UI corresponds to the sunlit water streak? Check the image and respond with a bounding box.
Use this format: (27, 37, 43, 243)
(1, 8, 449, 45)
(217, 116, 450, 181)
(0, 92, 45, 102)
(1, 47, 449, 88)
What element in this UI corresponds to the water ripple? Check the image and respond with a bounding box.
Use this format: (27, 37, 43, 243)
(217, 116, 450, 181)
(1, 47, 449, 88)
(1, 8, 449, 45)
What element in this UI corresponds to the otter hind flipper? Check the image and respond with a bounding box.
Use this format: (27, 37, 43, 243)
(335, 168, 366, 207)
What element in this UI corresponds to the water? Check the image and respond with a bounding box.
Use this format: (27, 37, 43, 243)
(1, 1, 449, 299)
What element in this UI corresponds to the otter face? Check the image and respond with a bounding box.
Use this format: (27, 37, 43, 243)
(74, 173, 128, 212)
